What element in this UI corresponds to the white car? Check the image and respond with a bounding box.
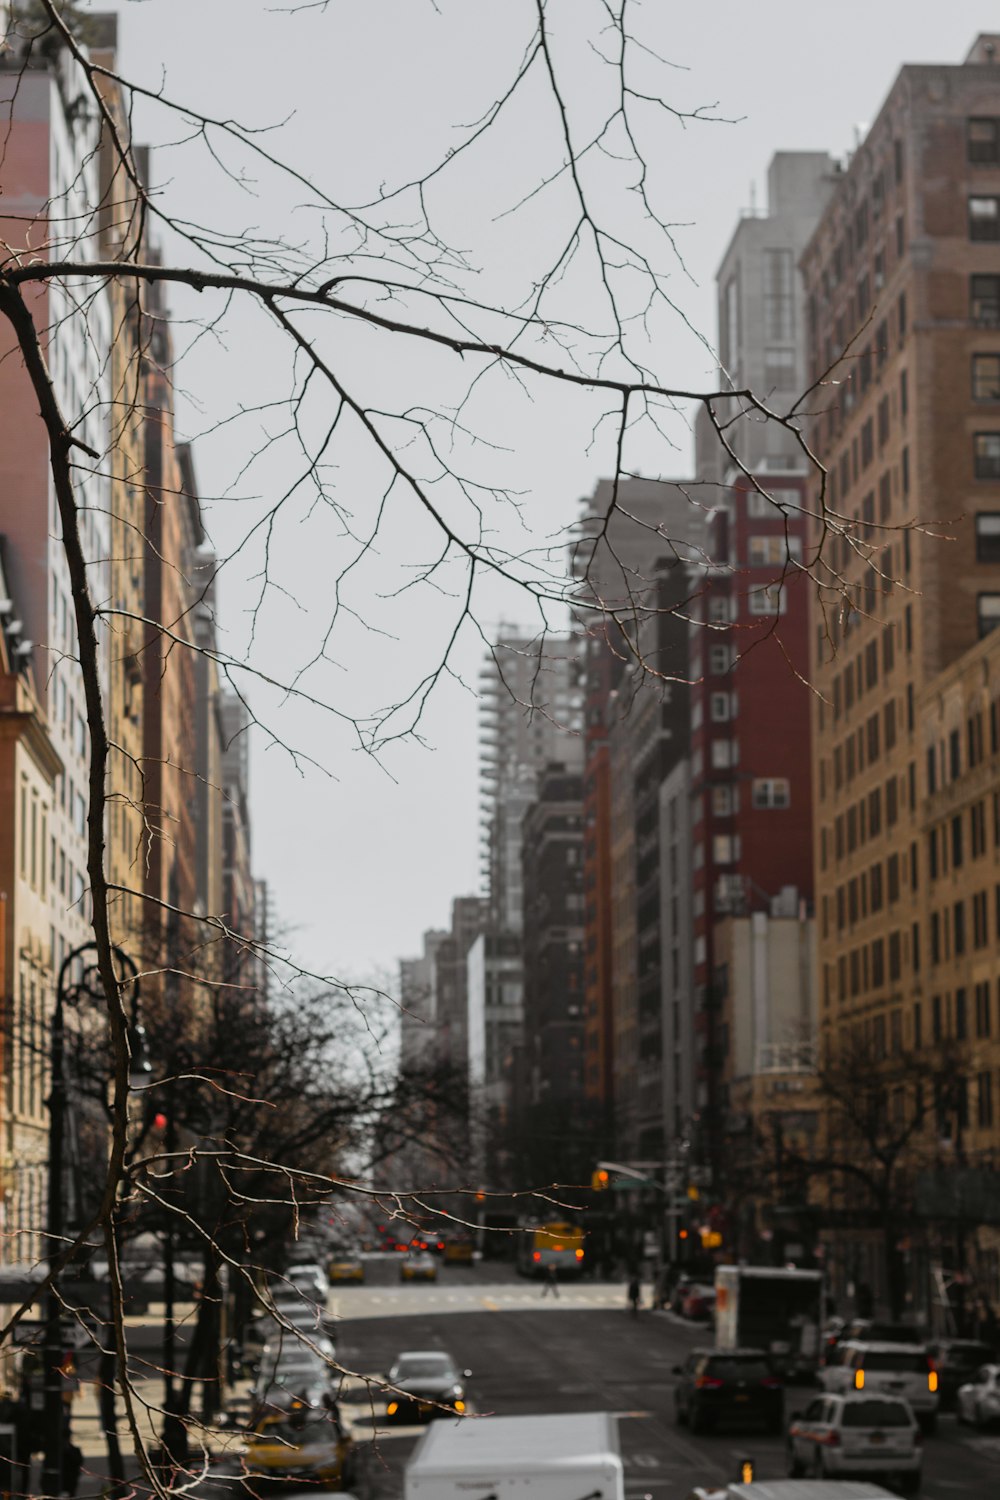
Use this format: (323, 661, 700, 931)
(820, 1341, 939, 1430)
(956, 1362, 1000, 1428)
(787, 1392, 921, 1491)
(289, 1263, 330, 1301)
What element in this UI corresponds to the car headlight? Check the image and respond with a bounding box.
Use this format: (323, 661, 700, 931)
(449, 1386, 465, 1401)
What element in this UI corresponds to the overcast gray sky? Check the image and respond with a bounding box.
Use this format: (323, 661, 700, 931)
(109, 0, 994, 984)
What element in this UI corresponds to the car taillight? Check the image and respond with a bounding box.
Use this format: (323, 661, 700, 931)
(819, 1430, 840, 1447)
(695, 1376, 724, 1390)
(761, 1376, 783, 1389)
(533, 1251, 541, 1261)
(575, 1248, 585, 1260)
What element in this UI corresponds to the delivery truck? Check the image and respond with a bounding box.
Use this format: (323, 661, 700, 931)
(715, 1264, 824, 1379)
(404, 1411, 624, 1499)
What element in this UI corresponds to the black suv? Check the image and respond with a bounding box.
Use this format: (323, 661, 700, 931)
(673, 1348, 784, 1434)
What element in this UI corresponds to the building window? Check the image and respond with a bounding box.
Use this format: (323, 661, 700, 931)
(976, 980, 992, 1038)
(708, 644, 733, 675)
(748, 534, 802, 566)
(970, 196, 1000, 241)
(972, 275, 1000, 325)
(752, 777, 791, 809)
(978, 593, 1000, 638)
(975, 514, 1000, 565)
(973, 353, 1000, 400)
(978, 1071, 994, 1129)
(969, 117, 1000, 164)
(747, 583, 786, 616)
(710, 739, 737, 769)
(763, 248, 795, 342)
(764, 346, 796, 389)
(707, 595, 731, 624)
(974, 433, 1000, 478)
(711, 785, 737, 817)
(713, 835, 740, 865)
(710, 693, 732, 723)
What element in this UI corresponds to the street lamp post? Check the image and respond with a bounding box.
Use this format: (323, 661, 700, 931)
(42, 942, 141, 1497)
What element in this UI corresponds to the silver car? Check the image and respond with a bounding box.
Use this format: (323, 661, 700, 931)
(787, 1392, 921, 1492)
(956, 1362, 1000, 1429)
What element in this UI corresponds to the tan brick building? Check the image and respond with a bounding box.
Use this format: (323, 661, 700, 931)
(804, 34, 1000, 1312)
(806, 35, 1000, 1058)
(920, 627, 1000, 1308)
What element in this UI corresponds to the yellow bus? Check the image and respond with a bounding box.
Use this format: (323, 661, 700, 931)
(516, 1220, 585, 1277)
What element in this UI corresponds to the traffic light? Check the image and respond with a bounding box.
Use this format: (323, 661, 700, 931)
(591, 1168, 610, 1191)
(678, 1227, 689, 1241)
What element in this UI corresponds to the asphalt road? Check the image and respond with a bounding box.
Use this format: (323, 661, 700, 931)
(335, 1255, 1000, 1500)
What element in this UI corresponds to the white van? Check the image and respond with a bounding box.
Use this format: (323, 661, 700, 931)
(405, 1411, 624, 1498)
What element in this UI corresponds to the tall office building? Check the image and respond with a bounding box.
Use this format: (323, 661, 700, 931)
(695, 152, 837, 485)
(803, 35, 1000, 1306)
(574, 480, 705, 1148)
(478, 633, 584, 932)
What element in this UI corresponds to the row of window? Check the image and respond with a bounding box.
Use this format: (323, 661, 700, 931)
(829, 844, 918, 935)
(831, 622, 908, 718)
(831, 698, 908, 792)
(926, 797, 1000, 878)
(823, 764, 916, 868)
(928, 888, 1000, 963)
(919, 982, 999, 1048)
(926, 704, 1000, 791)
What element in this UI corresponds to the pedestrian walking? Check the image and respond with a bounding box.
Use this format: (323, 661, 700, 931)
(541, 1264, 560, 1298)
(627, 1272, 640, 1317)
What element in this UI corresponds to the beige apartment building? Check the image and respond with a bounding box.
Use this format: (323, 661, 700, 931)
(920, 626, 1000, 1304)
(806, 35, 1000, 1058)
(804, 35, 1000, 1311)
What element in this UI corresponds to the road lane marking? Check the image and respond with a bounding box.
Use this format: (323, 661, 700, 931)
(481, 1297, 499, 1311)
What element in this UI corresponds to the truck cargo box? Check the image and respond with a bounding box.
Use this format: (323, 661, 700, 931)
(404, 1410, 624, 1498)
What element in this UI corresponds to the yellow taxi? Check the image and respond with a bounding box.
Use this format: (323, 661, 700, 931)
(245, 1401, 353, 1486)
(328, 1253, 365, 1283)
(400, 1251, 438, 1283)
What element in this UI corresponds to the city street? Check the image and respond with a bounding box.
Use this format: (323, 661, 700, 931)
(335, 1257, 1000, 1500)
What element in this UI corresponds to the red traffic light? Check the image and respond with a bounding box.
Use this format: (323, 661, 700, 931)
(153, 1112, 168, 1131)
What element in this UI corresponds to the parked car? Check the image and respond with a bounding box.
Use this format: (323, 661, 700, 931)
(673, 1347, 784, 1434)
(385, 1349, 471, 1423)
(820, 1340, 939, 1432)
(289, 1263, 330, 1301)
(401, 1251, 438, 1283)
(956, 1362, 1000, 1429)
(927, 1338, 995, 1409)
(681, 1284, 716, 1322)
(786, 1391, 921, 1492)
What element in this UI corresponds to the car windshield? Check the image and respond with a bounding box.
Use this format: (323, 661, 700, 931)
(861, 1351, 928, 1372)
(842, 1400, 911, 1427)
(393, 1355, 455, 1380)
(706, 1357, 770, 1380)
